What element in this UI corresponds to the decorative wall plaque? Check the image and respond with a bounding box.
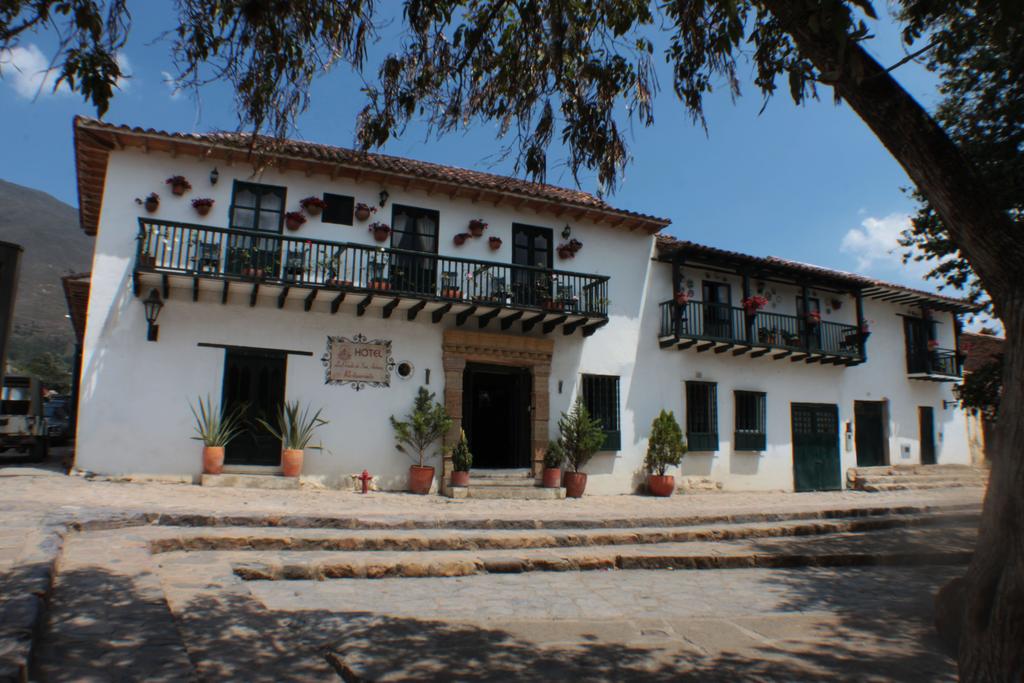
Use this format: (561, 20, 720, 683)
(322, 334, 396, 390)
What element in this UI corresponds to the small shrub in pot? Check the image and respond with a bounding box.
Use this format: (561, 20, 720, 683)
(644, 410, 687, 496)
(190, 395, 245, 474)
(256, 401, 328, 477)
(542, 440, 565, 488)
(450, 429, 472, 487)
(391, 386, 453, 494)
(558, 399, 606, 498)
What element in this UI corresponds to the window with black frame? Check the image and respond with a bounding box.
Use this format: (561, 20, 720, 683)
(734, 390, 766, 451)
(685, 381, 718, 451)
(390, 204, 439, 295)
(581, 374, 621, 451)
(226, 181, 286, 277)
(702, 281, 732, 339)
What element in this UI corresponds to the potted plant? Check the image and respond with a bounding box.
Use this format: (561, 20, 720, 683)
(391, 386, 453, 495)
(442, 286, 462, 298)
(166, 175, 192, 196)
(369, 222, 391, 242)
(285, 211, 307, 231)
(674, 290, 690, 305)
(805, 310, 821, 326)
(450, 429, 472, 487)
(542, 440, 565, 488)
(645, 410, 687, 497)
(488, 236, 502, 251)
(453, 232, 471, 247)
(256, 401, 328, 477)
(557, 244, 574, 260)
(741, 295, 769, 316)
(557, 399, 606, 498)
(189, 395, 245, 475)
(191, 197, 215, 216)
(468, 218, 488, 237)
(567, 238, 583, 254)
(299, 196, 327, 215)
(355, 202, 376, 221)
(136, 192, 160, 213)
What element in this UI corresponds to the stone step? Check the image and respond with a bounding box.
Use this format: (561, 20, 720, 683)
(858, 481, 985, 492)
(849, 464, 985, 478)
(465, 485, 565, 500)
(463, 477, 541, 487)
(228, 524, 977, 581)
(147, 511, 980, 555)
(853, 475, 987, 487)
(469, 468, 533, 478)
(200, 473, 300, 490)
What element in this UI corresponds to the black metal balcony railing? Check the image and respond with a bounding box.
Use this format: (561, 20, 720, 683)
(907, 347, 961, 378)
(659, 299, 864, 360)
(136, 218, 610, 316)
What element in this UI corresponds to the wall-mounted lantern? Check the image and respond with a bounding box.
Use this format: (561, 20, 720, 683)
(942, 399, 959, 410)
(143, 288, 164, 342)
(379, 189, 390, 207)
(209, 168, 220, 185)
(561, 224, 572, 240)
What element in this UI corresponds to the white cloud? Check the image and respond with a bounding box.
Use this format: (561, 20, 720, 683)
(840, 212, 926, 274)
(161, 70, 183, 100)
(115, 52, 132, 91)
(0, 43, 70, 99)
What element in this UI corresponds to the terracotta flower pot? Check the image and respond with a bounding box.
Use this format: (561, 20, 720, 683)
(371, 280, 391, 290)
(355, 207, 372, 221)
(558, 247, 573, 260)
(468, 220, 487, 236)
(286, 217, 304, 231)
(563, 471, 587, 498)
(303, 204, 323, 216)
(453, 233, 468, 246)
(372, 228, 390, 242)
(488, 237, 502, 251)
(451, 470, 470, 487)
(202, 446, 224, 474)
(542, 467, 562, 488)
(195, 204, 212, 216)
(144, 199, 159, 213)
(409, 465, 435, 494)
(171, 183, 188, 196)
(647, 474, 675, 497)
(281, 448, 304, 477)
(442, 288, 462, 299)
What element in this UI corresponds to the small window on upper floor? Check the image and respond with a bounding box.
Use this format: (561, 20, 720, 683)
(322, 193, 354, 225)
(581, 374, 621, 451)
(230, 181, 286, 233)
(391, 204, 439, 254)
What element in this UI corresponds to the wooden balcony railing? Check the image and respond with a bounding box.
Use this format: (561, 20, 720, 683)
(659, 300, 865, 362)
(136, 218, 610, 317)
(907, 347, 961, 379)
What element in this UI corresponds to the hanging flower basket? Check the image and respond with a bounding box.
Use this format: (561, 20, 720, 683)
(742, 295, 769, 316)
(558, 239, 583, 259)
(468, 219, 488, 237)
(166, 176, 192, 196)
(285, 211, 307, 231)
(191, 197, 215, 216)
(674, 291, 690, 305)
(355, 203, 376, 221)
(488, 236, 502, 251)
(453, 232, 470, 246)
(299, 196, 327, 216)
(369, 222, 391, 242)
(136, 192, 160, 213)
(805, 310, 821, 326)
(927, 339, 940, 351)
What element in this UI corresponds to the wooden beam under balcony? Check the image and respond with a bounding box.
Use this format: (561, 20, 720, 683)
(456, 306, 477, 326)
(357, 294, 373, 316)
(713, 344, 734, 353)
(501, 311, 524, 330)
(542, 315, 567, 334)
(678, 340, 697, 350)
(582, 319, 608, 337)
(249, 281, 259, 307)
(749, 348, 770, 358)
(221, 280, 229, 304)
(521, 313, 545, 332)
(696, 342, 716, 352)
(192, 276, 200, 302)
(732, 346, 751, 356)
(330, 292, 345, 313)
(563, 319, 586, 335)
(277, 286, 289, 309)
(382, 298, 400, 319)
(772, 350, 792, 360)
(432, 303, 452, 323)
(304, 289, 317, 311)
(477, 308, 500, 328)
(790, 353, 809, 362)
(407, 300, 426, 321)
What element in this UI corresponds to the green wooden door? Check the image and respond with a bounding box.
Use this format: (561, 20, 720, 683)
(791, 403, 841, 492)
(854, 401, 887, 467)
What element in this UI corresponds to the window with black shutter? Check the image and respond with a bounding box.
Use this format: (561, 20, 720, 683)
(322, 193, 354, 225)
(581, 374, 620, 451)
(685, 381, 718, 451)
(734, 391, 766, 451)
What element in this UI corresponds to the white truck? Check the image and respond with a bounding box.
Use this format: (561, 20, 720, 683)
(1, 375, 48, 461)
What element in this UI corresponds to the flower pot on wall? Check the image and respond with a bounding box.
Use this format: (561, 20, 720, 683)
(144, 198, 159, 213)
(488, 236, 502, 251)
(468, 219, 488, 237)
(563, 471, 587, 498)
(409, 465, 435, 494)
(282, 449, 304, 477)
(453, 233, 469, 246)
(542, 467, 562, 488)
(647, 475, 675, 497)
(355, 204, 375, 221)
(202, 446, 224, 474)
(451, 470, 470, 487)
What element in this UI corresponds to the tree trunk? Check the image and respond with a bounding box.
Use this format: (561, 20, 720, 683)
(759, 1, 1024, 678)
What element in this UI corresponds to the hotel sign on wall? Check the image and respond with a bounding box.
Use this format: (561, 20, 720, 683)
(321, 334, 396, 391)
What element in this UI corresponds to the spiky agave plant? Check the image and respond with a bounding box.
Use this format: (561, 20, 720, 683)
(257, 401, 328, 450)
(190, 395, 246, 447)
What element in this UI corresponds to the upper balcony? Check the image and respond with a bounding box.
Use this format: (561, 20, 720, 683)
(906, 346, 962, 381)
(658, 300, 865, 365)
(133, 218, 610, 336)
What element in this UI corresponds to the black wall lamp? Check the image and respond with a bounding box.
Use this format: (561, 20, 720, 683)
(942, 399, 959, 410)
(379, 189, 390, 207)
(210, 167, 219, 185)
(561, 224, 572, 239)
(143, 288, 164, 342)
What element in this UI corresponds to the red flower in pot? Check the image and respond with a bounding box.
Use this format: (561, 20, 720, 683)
(741, 295, 769, 316)
(191, 197, 215, 216)
(488, 236, 502, 251)
(453, 232, 471, 246)
(354, 202, 377, 221)
(805, 310, 821, 326)
(468, 219, 488, 237)
(136, 192, 160, 213)
(299, 196, 327, 215)
(285, 211, 307, 231)
(369, 222, 391, 242)
(674, 290, 690, 305)
(166, 175, 192, 196)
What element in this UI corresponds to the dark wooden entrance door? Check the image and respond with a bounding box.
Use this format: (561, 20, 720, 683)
(919, 406, 937, 465)
(791, 403, 841, 492)
(854, 401, 887, 467)
(222, 348, 286, 466)
(511, 224, 553, 308)
(463, 363, 531, 469)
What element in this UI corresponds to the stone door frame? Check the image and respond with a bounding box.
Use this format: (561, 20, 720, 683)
(441, 330, 553, 494)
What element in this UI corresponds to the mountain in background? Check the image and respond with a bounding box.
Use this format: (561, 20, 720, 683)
(0, 178, 93, 386)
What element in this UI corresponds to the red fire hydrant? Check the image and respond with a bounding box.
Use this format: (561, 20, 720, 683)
(357, 469, 373, 494)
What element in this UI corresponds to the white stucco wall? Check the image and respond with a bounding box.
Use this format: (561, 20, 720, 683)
(75, 146, 969, 493)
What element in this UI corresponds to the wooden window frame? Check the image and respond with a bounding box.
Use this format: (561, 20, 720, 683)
(581, 374, 621, 451)
(229, 180, 286, 234)
(734, 390, 767, 451)
(685, 381, 719, 451)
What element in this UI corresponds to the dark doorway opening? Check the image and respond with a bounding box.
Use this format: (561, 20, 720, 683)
(854, 400, 887, 467)
(791, 403, 841, 492)
(463, 363, 531, 469)
(919, 406, 937, 465)
(222, 348, 287, 466)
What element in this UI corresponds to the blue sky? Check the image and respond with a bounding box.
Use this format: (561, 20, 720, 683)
(0, 4, 947, 293)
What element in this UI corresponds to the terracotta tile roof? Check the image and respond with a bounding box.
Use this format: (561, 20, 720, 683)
(73, 117, 669, 236)
(960, 332, 1004, 373)
(656, 235, 981, 313)
(61, 272, 90, 344)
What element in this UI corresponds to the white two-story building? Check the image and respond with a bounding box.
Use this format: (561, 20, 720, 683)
(70, 116, 975, 494)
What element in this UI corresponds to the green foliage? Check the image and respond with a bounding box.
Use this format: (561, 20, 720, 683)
(390, 386, 453, 468)
(543, 440, 566, 469)
(256, 401, 327, 451)
(556, 399, 605, 473)
(957, 356, 1003, 419)
(15, 351, 71, 393)
(450, 429, 472, 472)
(189, 395, 245, 447)
(645, 410, 687, 476)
